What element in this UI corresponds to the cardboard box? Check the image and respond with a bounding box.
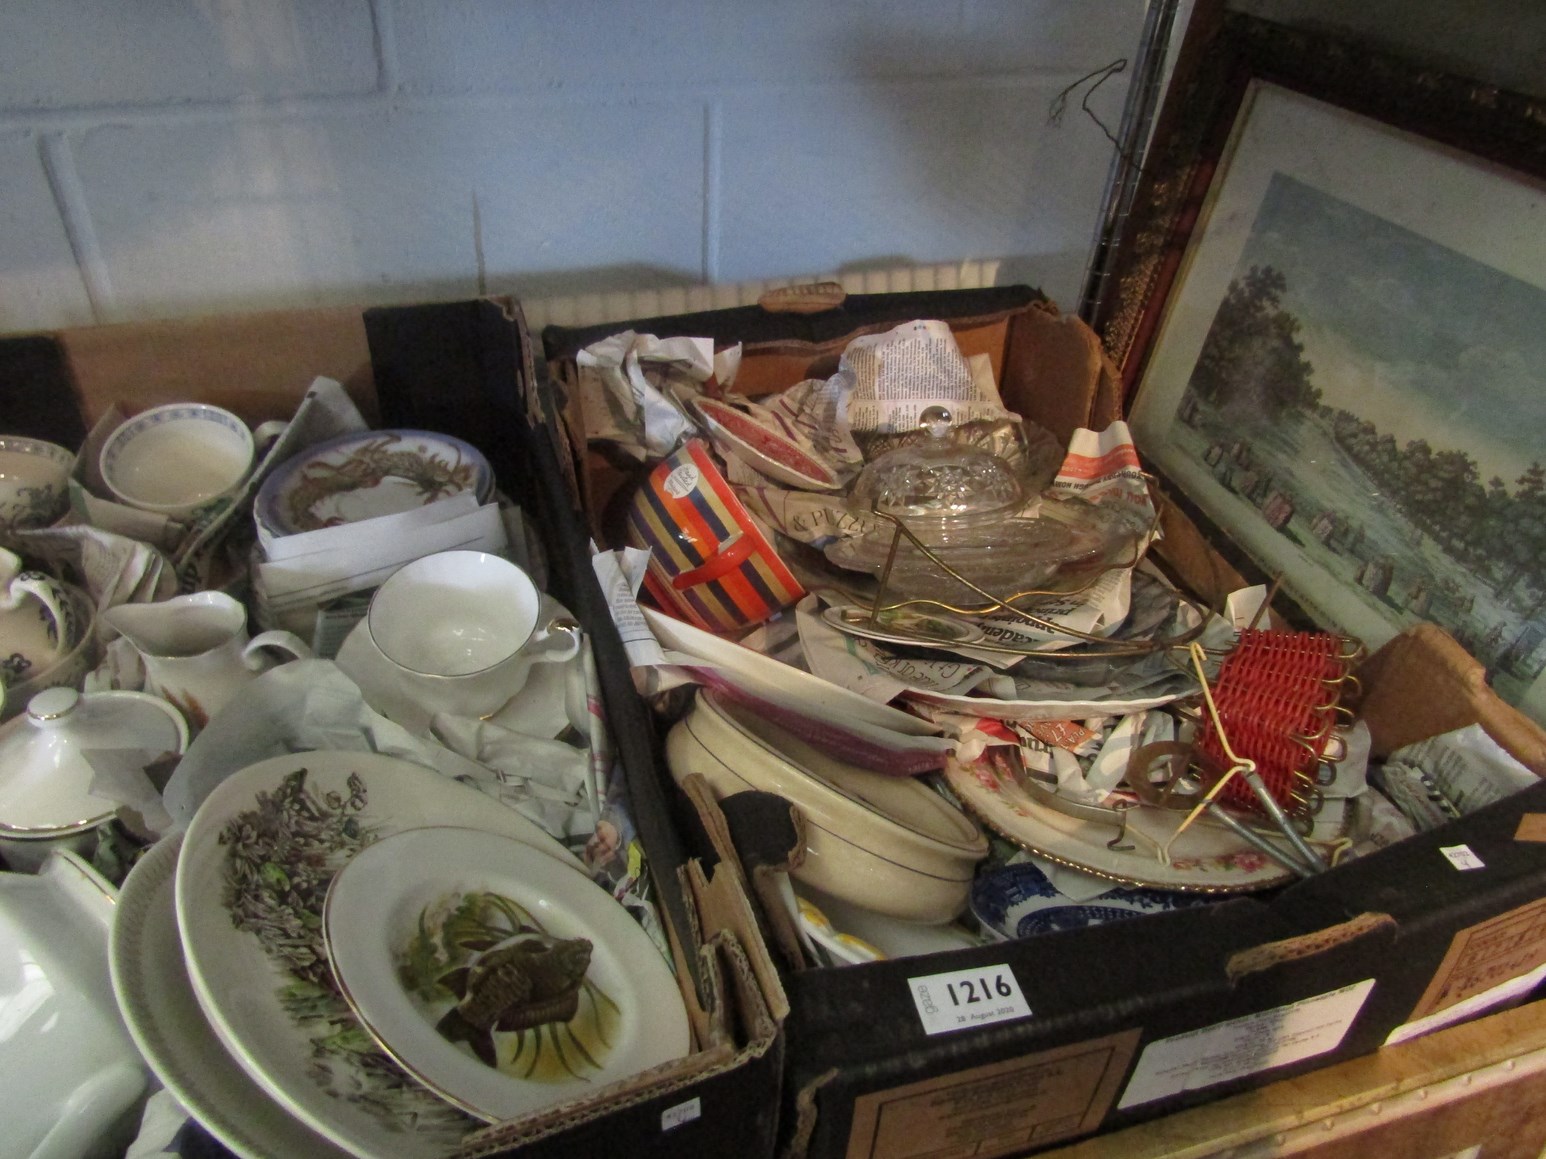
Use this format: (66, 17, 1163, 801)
(1035, 998, 1546, 1159)
(540, 288, 1546, 1158)
(0, 298, 786, 1158)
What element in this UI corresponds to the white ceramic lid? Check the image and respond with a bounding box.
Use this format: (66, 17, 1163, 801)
(0, 687, 188, 835)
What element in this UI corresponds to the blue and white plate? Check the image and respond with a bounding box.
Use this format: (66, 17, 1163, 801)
(970, 861, 1217, 942)
(255, 429, 493, 537)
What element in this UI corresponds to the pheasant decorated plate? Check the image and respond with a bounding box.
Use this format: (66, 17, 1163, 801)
(322, 826, 690, 1122)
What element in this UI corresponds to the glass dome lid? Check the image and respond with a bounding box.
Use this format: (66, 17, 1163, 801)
(848, 406, 1026, 523)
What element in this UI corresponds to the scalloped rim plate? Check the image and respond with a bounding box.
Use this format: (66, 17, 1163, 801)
(941, 754, 1294, 893)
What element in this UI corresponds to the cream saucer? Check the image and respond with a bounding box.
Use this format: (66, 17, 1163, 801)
(336, 599, 578, 738)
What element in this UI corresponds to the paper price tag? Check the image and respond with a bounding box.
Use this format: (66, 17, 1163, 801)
(1441, 844, 1486, 871)
(909, 964, 1031, 1036)
(661, 1097, 701, 1132)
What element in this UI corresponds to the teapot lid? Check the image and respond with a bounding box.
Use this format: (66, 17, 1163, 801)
(848, 407, 1026, 522)
(0, 687, 188, 837)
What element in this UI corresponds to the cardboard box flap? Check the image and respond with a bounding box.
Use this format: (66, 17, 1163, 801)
(58, 305, 378, 427)
(541, 286, 1046, 363)
(1354, 622, 1546, 772)
(457, 927, 778, 1159)
(999, 304, 1125, 447)
(784, 897, 1290, 1071)
(1272, 780, 1546, 931)
(0, 335, 89, 450)
(682, 801, 792, 1025)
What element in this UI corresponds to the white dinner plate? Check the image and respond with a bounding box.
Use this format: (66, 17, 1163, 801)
(323, 826, 690, 1122)
(174, 751, 587, 1159)
(110, 835, 355, 1159)
(941, 753, 1296, 893)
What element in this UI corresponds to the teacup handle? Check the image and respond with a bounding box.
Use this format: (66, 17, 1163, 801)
(241, 629, 314, 670)
(12, 571, 73, 651)
(252, 420, 290, 456)
(527, 616, 582, 666)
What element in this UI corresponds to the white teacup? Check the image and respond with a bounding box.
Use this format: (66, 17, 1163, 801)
(0, 436, 75, 537)
(98, 403, 255, 518)
(366, 550, 580, 719)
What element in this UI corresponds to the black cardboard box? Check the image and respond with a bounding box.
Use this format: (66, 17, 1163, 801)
(541, 287, 1546, 1158)
(0, 298, 786, 1159)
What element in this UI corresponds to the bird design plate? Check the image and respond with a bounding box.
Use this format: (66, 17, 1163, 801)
(322, 826, 690, 1122)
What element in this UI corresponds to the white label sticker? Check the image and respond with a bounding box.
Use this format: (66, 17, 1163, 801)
(1117, 979, 1375, 1109)
(909, 964, 1031, 1036)
(663, 463, 700, 498)
(661, 1096, 701, 1132)
(1441, 844, 1486, 871)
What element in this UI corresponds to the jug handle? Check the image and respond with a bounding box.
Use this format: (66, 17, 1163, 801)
(241, 629, 313, 669)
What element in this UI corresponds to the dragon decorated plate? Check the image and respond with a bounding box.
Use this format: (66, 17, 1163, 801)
(255, 430, 493, 537)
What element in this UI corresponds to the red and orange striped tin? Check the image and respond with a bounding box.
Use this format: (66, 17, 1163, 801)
(626, 439, 805, 633)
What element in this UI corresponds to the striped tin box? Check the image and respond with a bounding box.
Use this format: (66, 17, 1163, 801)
(626, 439, 804, 633)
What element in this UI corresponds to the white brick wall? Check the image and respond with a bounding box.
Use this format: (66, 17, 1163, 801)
(0, 0, 1147, 332)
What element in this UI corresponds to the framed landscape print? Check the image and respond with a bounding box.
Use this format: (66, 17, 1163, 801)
(1099, 15, 1546, 724)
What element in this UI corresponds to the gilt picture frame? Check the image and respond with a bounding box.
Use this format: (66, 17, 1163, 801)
(1099, 15, 1546, 723)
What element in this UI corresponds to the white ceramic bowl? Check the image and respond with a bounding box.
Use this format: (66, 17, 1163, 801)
(666, 689, 987, 923)
(99, 403, 254, 517)
(0, 436, 75, 535)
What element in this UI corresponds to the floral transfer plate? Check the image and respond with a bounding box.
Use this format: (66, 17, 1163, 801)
(174, 751, 587, 1159)
(323, 827, 690, 1122)
(941, 753, 1296, 893)
(255, 430, 493, 536)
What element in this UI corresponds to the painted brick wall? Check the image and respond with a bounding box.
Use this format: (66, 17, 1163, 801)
(0, 0, 1146, 332)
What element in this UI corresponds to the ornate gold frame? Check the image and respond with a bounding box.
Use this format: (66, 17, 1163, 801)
(1095, 11, 1546, 390)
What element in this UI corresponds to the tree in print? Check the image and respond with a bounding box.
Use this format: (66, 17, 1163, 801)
(1189, 265, 1320, 419)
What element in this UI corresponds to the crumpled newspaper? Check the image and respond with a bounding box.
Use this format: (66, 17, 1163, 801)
(576, 330, 738, 459)
(119, 660, 597, 844)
